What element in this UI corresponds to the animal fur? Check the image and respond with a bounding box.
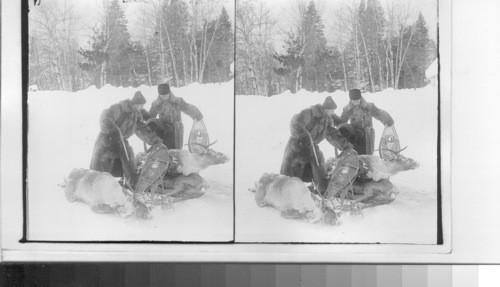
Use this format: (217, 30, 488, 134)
(158, 173, 209, 202)
(251, 173, 338, 225)
(327, 154, 419, 182)
(136, 148, 229, 176)
(348, 179, 398, 209)
(325, 153, 418, 208)
(64, 168, 150, 219)
(251, 153, 418, 224)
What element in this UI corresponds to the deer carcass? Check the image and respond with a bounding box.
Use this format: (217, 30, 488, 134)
(63, 168, 150, 219)
(325, 150, 419, 209)
(135, 143, 229, 202)
(251, 150, 419, 223)
(250, 173, 338, 225)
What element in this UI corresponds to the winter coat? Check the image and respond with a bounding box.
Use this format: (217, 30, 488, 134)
(90, 99, 160, 186)
(280, 104, 353, 189)
(336, 98, 393, 155)
(337, 98, 393, 130)
(147, 93, 202, 149)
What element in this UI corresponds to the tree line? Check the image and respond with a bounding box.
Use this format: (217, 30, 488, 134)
(29, 0, 233, 92)
(236, 0, 436, 96)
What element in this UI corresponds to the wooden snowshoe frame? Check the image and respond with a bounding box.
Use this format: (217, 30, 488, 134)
(135, 143, 170, 204)
(379, 125, 401, 160)
(324, 149, 360, 201)
(188, 119, 210, 154)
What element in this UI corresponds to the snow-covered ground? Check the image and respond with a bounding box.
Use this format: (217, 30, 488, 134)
(235, 85, 439, 244)
(27, 81, 234, 242)
(27, 81, 439, 244)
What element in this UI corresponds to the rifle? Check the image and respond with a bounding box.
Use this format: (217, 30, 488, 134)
(114, 123, 130, 161)
(305, 130, 319, 166)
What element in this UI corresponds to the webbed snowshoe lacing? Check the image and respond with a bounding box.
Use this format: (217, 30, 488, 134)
(132, 143, 173, 210)
(321, 149, 363, 216)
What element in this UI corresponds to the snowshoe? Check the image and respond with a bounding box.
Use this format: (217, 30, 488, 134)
(379, 125, 401, 160)
(188, 119, 210, 154)
(135, 143, 170, 195)
(324, 149, 359, 200)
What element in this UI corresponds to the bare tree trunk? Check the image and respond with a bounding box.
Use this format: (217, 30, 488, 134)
(199, 14, 221, 83)
(158, 16, 166, 81)
(161, 19, 179, 87)
(358, 24, 374, 92)
(341, 50, 348, 91)
(145, 46, 152, 86)
(354, 21, 362, 88)
(395, 25, 415, 89)
(376, 50, 384, 91)
(181, 48, 188, 85)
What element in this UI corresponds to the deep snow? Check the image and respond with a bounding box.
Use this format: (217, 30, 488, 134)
(27, 80, 439, 244)
(235, 85, 439, 244)
(27, 81, 234, 241)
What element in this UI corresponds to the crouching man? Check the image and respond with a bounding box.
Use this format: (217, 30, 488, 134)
(280, 96, 353, 195)
(90, 91, 162, 189)
(336, 89, 394, 155)
(146, 83, 203, 150)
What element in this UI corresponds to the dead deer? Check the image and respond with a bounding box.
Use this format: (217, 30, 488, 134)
(250, 173, 338, 225)
(250, 150, 419, 223)
(63, 168, 150, 219)
(134, 142, 229, 202)
(137, 142, 230, 177)
(326, 148, 419, 209)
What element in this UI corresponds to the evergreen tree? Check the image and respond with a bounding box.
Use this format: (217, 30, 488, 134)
(401, 12, 432, 88)
(79, 0, 137, 88)
(206, 7, 234, 83)
(300, 1, 328, 92)
(273, 32, 305, 93)
(323, 46, 345, 92)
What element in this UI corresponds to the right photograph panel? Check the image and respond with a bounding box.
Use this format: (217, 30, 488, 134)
(235, 0, 440, 243)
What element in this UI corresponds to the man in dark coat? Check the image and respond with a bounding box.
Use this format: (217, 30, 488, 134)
(280, 96, 354, 194)
(336, 89, 394, 155)
(90, 91, 162, 188)
(145, 83, 203, 150)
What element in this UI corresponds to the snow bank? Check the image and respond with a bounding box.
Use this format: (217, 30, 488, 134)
(27, 81, 234, 241)
(235, 85, 439, 243)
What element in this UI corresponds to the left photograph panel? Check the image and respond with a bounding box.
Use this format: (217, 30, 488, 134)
(26, 0, 234, 242)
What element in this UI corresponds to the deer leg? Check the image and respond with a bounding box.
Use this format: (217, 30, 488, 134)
(350, 187, 375, 204)
(170, 188, 205, 203)
(280, 209, 308, 220)
(91, 204, 116, 214)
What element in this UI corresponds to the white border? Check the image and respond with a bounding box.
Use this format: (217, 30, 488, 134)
(1, 0, 458, 262)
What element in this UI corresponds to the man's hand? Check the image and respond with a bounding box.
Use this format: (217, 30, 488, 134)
(385, 118, 394, 127)
(109, 126, 121, 141)
(194, 111, 204, 121)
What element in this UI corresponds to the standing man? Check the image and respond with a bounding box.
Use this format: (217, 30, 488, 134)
(90, 91, 162, 188)
(280, 96, 353, 194)
(336, 89, 394, 155)
(146, 83, 204, 149)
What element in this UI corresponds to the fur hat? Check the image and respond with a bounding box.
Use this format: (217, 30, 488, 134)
(349, 89, 362, 100)
(322, 96, 337, 110)
(131, 91, 146, 105)
(158, 83, 170, 95)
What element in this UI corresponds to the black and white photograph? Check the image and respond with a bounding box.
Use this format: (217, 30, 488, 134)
(235, 0, 441, 243)
(26, 0, 235, 242)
